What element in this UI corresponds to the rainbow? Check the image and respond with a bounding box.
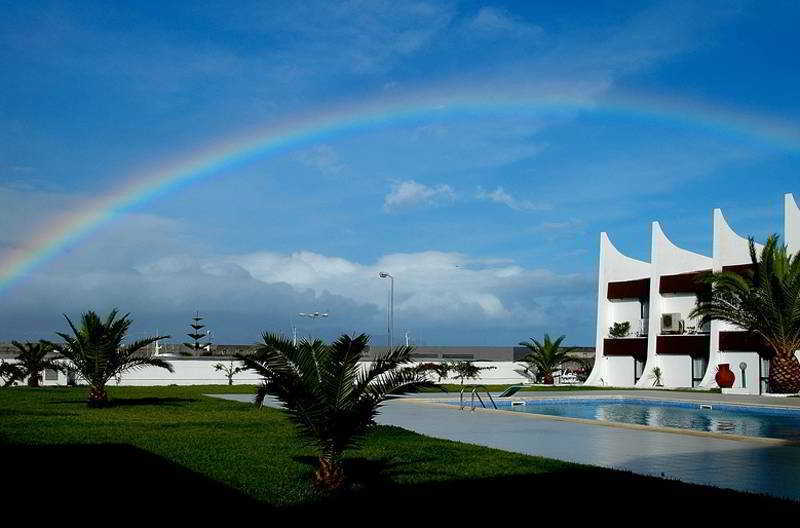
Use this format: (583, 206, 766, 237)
(2, 89, 800, 293)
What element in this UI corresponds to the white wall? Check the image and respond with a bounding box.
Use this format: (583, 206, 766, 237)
(718, 352, 761, 395)
(607, 299, 642, 335)
(657, 355, 693, 388)
(660, 294, 707, 331)
(785, 193, 800, 255)
(604, 356, 635, 386)
(22, 359, 532, 387)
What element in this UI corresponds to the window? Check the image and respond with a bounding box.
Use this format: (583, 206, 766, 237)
(760, 356, 770, 394)
(442, 354, 474, 359)
(691, 355, 708, 387)
(44, 369, 58, 381)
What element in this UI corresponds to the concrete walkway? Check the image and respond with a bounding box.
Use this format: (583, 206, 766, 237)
(209, 391, 800, 500)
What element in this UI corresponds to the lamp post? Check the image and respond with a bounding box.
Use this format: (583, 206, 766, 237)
(296, 311, 328, 345)
(378, 272, 394, 348)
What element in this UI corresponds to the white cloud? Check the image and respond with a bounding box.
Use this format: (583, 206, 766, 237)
(226, 249, 592, 326)
(466, 7, 543, 39)
(383, 180, 455, 211)
(476, 186, 547, 211)
(293, 144, 345, 175)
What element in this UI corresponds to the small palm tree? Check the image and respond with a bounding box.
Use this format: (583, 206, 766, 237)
(7, 341, 64, 387)
(447, 361, 497, 389)
(416, 362, 452, 383)
(518, 334, 576, 384)
(51, 309, 173, 406)
(690, 235, 800, 394)
(213, 361, 247, 385)
(238, 332, 430, 490)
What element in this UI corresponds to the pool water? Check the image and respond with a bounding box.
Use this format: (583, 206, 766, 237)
(467, 398, 800, 440)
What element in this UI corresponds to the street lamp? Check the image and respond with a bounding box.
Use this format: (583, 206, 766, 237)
(295, 311, 329, 345)
(378, 272, 394, 348)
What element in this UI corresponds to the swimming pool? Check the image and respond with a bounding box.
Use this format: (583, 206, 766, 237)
(455, 397, 800, 440)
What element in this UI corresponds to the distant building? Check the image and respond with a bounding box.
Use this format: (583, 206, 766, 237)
(586, 193, 800, 394)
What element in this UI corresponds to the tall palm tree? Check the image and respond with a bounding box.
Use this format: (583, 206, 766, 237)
(238, 332, 430, 490)
(51, 309, 173, 406)
(690, 235, 800, 394)
(8, 341, 64, 387)
(518, 334, 576, 384)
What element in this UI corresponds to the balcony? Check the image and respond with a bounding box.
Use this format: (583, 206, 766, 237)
(607, 278, 650, 300)
(603, 337, 647, 357)
(656, 334, 710, 356)
(659, 270, 711, 295)
(719, 331, 772, 355)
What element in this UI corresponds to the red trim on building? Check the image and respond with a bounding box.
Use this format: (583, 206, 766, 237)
(719, 331, 772, 356)
(604, 338, 647, 357)
(722, 263, 756, 277)
(656, 334, 710, 356)
(607, 278, 650, 300)
(659, 270, 711, 295)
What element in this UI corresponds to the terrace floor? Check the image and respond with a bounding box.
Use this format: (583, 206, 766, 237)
(212, 390, 800, 500)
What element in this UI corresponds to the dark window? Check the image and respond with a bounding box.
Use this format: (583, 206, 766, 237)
(442, 354, 474, 359)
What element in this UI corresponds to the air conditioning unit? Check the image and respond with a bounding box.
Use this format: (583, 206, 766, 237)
(661, 313, 683, 334)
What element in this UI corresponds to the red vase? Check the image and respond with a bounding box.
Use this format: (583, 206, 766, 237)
(715, 363, 735, 388)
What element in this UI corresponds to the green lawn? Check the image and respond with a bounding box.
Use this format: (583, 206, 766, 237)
(0, 385, 793, 519)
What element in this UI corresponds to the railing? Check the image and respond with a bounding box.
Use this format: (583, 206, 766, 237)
(459, 384, 498, 411)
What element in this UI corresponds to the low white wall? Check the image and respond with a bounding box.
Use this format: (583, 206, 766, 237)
(18, 359, 531, 387)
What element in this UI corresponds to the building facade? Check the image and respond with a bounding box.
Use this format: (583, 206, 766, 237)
(586, 193, 800, 394)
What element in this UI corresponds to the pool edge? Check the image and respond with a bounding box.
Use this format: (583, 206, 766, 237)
(397, 397, 800, 446)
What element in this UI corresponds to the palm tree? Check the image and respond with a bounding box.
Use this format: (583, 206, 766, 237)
(690, 235, 800, 394)
(447, 361, 497, 389)
(238, 332, 430, 490)
(1, 359, 22, 387)
(518, 334, 576, 384)
(51, 309, 173, 406)
(7, 341, 64, 387)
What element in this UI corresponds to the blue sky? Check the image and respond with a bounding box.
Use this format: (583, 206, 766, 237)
(1, 0, 798, 345)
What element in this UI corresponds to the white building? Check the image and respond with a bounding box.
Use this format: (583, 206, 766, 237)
(586, 193, 800, 394)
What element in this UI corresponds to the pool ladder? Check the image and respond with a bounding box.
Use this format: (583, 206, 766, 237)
(459, 384, 498, 411)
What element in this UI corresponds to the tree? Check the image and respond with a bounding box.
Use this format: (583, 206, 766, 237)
(213, 361, 246, 386)
(51, 310, 173, 406)
(690, 235, 800, 394)
(415, 362, 452, 383)
(1, 359, 21, 387)
(238, 332, 430, 490)
(447, 361, 497, 388)
(7, 341, 64, 387)
(518, 334, 576, 385)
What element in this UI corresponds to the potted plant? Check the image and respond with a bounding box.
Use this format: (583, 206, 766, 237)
(608, 321, 631, 338)
(648, 366, 664, 387)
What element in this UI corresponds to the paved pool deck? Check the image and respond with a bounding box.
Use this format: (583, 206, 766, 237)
(209, 390, 800, 500)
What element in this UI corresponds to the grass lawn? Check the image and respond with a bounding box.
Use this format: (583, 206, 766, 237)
(0, 384, 794, 520)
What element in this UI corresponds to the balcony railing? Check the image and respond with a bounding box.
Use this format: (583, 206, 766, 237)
(603, 337, 647, 357)
(656, 334, 710, 356)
